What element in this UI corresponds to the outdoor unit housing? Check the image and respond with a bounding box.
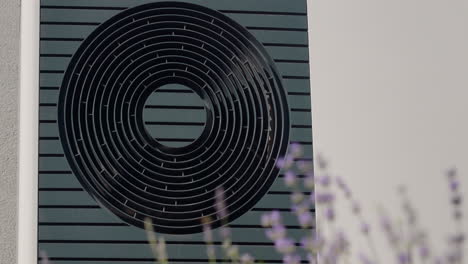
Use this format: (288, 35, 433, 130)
(19, 0, 314, 263)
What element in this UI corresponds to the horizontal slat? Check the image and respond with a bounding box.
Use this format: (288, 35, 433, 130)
(39, 123, 311, 141)
(38, 189, 305, 209)
(39, 208, 307, 227)
(41, 11, 307, 29)
(39, 76, 310, 94)
(38, 137, 313, 156)
(39, 91, 311, 109)
(39, 56, 310, 77)
(42, 261, 295, 264)
(40, 0, 308, 13)
(38, 172, 313, 193)
(38, 243, 284, 259)
(38, 226, 308, 245)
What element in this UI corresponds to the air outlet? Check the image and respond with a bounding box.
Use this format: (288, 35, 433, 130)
(57, 1, 290, 234)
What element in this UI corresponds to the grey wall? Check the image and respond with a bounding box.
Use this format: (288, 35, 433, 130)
(0, 0, 19, 263)
(309, 0, 468, 262)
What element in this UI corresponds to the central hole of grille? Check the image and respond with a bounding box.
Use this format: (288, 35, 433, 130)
(143, 83, 207, 148)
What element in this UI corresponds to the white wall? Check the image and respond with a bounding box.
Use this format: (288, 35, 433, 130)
(308, 0, 468, 262)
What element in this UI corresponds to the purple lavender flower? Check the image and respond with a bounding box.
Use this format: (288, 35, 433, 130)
(317, 174, 331, 187)
(298, 212, 314, 228)
(419, 245, 430, 259)
(277, 154, 293, 169)
(361, 222, 370, 235)
(297, 160, 313, 173)
(284, 171, 297, 187)
(325, 207, 335, 221)
(283, 254, 301, 264)
(450, 179, 459, 191)
(315, 192, 334, 204)
(304, 174, 315, 189)
(352, 201, 361, 215)
(203, 219, 213, 242)
(309, 191, 315, 203)
(289, 143, 303, 157)
(274, 238, 296, 254)
(266, 224, 286, 240)
(215, 188, 227, 219)
(261, 213, 272, 227)
(397, 252, 409, 264)
(291, 192, 305, 204)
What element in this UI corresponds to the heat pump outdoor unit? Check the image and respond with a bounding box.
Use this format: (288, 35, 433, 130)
(18, 0, 314, 263)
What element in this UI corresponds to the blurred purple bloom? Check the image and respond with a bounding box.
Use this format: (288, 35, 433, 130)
(419, 245, 430, 259)
(215, 188, 227, 219)
(274, 238, 296, 254)
(304, 174, 315, 189)
(309, 191, 315, 204)
(284, 171, 297, 187)
(398, 252, 409, 264)
(277, 154, 293, 169)
(380, 214, 400, 246)
(270, 210, 282, 224)
(315, 192, 334, 204)
(290, 143, 303, 157)
(352, 201, 361, 215)
(317, 174, 331, 187)
(203, 220, 213, 242)
(291, 192, 305, 204)
(283, 254, 301, 264)
(325, 207, 335, 221)
(298, 212, 314, 228)
(266, 224, 286, 240)
(292, 203, 309, 215)
(361, 222, 370, 235)
(220, 226, 230, 239)
(450, 179, 459, 191)
(297, 160, 313, 172)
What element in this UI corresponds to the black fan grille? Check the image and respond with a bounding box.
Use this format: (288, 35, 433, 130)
(58, 1, 290, 234)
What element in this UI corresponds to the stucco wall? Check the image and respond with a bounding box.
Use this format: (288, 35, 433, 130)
(0, 0, 19, 263)
(309, 0, 468, 262)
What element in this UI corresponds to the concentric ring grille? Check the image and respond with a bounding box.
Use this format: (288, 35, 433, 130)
(58, 1, 290, 234)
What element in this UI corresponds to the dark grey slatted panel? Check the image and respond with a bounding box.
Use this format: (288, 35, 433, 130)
(39, 0, 313, 262)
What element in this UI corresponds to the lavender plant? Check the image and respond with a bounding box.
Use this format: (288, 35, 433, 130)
(40, 144, 464, 264)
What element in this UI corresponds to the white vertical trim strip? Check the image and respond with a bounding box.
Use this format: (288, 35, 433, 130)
(18, 0, 40, 262)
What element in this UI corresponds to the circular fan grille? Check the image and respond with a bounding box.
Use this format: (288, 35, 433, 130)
(58, 1, 290, 234)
